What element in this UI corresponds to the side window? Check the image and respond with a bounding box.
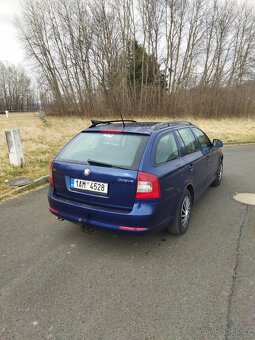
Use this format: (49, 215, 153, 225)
(192, 128, 211, 150)
(175, 131, 187, 156)
(177, 128, 199, 155)
(155, 132, 179, 165)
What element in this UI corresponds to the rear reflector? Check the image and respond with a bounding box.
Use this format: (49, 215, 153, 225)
(119, 226, 148, 231)
(136, 171, 161, 200)
(100, 129, 122, 134)
(49, 161, 54, 185)
(49, 206, 58, 214)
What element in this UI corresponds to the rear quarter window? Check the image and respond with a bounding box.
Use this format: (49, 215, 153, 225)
(155, 132, 179, 165)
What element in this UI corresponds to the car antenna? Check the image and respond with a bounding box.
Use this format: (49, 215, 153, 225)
(119, 111, 125, 128)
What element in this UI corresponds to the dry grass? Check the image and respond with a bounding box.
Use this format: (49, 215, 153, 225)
(190, 118, 255, 144)
(1, 112, 255, 197)
(0, 112, 89, 197)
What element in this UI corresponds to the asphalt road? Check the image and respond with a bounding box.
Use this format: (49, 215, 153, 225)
(1, 145, 255, 340)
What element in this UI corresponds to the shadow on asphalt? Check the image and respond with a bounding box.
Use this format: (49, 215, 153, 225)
(52, 186, 217, 259)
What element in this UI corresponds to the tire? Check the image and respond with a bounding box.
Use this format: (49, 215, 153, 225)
(167, 189, 192, 236)
(211, 161, 223, 187)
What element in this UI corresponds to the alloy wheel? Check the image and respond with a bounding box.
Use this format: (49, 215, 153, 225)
(181, 195, 191, 228)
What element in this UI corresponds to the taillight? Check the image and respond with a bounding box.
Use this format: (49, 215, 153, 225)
(136, 171, 161, 200)
(49, 161, 54, 185)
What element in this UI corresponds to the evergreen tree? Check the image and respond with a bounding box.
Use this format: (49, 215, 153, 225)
(126, 40, 166, 90)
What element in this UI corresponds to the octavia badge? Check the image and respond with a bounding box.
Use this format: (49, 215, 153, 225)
(84, 168, 90, 176)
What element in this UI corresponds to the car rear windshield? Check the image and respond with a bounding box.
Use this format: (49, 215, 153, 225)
(56, 132, 149, 170)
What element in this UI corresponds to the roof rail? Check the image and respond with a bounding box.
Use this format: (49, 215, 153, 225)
(153, 120, 192, 130)
(89, 119, 137, 128)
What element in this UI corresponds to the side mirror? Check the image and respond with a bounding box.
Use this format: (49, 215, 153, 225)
(213, 139, 223, 147)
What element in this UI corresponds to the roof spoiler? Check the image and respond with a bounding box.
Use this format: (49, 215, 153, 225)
(89, 119, 137, 128)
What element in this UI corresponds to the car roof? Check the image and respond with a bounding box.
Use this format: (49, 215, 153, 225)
(83, 120, 195, 135)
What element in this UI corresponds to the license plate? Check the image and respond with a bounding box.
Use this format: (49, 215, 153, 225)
(70, 178, 108, 195)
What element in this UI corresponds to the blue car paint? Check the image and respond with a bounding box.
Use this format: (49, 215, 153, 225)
(52, 162, 138, 211)
(48, 122, 223, 233)
(49, 185, 171, 232)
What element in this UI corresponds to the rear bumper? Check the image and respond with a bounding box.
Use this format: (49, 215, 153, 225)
(48, 186, 172, 233)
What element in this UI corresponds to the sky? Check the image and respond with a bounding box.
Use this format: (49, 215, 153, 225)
(0, 0, 250, 67)
(0, 0, 24, 65)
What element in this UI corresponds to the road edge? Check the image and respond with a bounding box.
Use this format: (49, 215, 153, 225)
(0, 176, 49, 202)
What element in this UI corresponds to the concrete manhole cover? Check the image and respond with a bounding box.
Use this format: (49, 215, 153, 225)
(233, 193, 255, 206)
(5, 177, 33, 187)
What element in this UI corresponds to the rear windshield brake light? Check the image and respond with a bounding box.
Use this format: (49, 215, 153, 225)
(100, 129, 122, 134)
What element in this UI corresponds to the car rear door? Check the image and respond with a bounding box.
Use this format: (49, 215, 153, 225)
(175, 128, 207, 198)
(191, 127, 219, 187)
(151, 130, 187, 208)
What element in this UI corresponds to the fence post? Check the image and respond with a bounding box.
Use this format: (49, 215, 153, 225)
(5, 129, 25, 167)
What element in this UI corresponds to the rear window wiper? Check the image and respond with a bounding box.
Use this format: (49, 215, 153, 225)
(87, 159, 127, 169)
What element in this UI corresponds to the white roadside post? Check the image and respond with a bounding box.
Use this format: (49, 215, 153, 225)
(5, 129, 25, 167)
(5, 110, 9, 118)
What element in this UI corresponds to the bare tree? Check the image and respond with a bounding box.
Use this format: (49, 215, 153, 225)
(16, 0, 255, 118)
(0, 62, 34, 112)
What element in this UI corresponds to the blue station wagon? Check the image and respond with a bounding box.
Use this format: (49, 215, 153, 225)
(48, 120, 223, 235)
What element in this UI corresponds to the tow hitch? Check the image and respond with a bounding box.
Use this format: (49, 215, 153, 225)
(78, 218, 95, 233)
